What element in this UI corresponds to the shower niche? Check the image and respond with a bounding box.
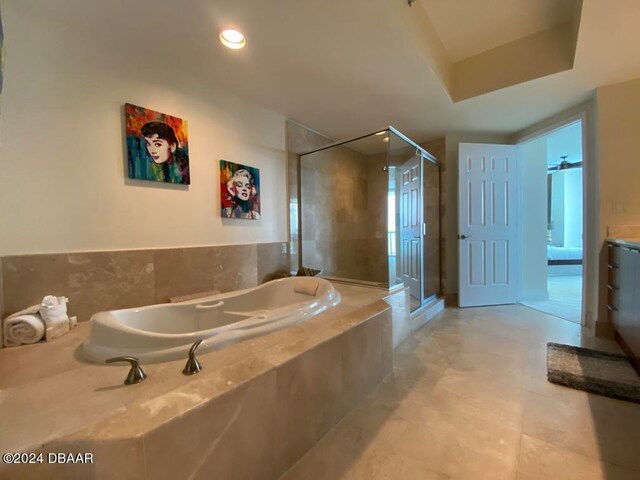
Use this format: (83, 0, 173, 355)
(298, 127, 441, 312)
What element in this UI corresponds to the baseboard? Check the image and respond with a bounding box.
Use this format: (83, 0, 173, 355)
(411, 296, 445, 333)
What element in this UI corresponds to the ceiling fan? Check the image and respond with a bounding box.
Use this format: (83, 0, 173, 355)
(548, 155, 582, 172)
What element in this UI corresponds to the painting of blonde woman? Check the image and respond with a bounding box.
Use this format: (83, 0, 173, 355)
(220, 160, 260, 219)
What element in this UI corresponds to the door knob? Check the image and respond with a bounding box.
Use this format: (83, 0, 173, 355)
(458, 234, 472, 240)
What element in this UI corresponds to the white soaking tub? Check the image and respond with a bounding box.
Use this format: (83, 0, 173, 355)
(82, 277, 341, 364)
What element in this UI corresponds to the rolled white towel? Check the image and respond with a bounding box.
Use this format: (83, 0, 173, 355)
(40, 296, 71, 341)
(3, 313, 46, 347)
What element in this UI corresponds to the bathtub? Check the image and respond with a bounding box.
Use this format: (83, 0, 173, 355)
(82, 277, 341, 364)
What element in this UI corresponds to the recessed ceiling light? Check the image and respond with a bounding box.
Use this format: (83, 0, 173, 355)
(375, 131, 386, 136)
(220, 29, 246, 49)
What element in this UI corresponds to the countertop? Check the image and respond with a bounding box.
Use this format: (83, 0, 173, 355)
(0, 282, 396, 454)
(607, 237, 640, 249)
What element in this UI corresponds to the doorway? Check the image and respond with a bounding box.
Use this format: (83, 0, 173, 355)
(517, 121, 584, 323)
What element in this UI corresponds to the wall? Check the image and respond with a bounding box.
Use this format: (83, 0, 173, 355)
(547, 121, 583, 165)
(0, 3, 287, 257)
(596, 77, 640, 332)
(518, 137, 548, 300)
(563, 169, 583, 247)
(0, 4, 291, 321)
(550, 173, 566, 246)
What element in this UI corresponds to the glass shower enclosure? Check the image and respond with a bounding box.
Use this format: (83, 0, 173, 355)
(297, 127, 441, 312)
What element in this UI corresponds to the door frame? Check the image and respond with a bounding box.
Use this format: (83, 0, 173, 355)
(512, 110, 590, 326)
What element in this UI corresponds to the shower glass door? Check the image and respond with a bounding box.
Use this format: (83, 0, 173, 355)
(298, 127, 441, 313)
(388, 132, 422, 311)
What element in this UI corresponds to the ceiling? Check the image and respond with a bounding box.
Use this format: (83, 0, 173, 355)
(15, 0, 640, 143)
(420, 0, 576, 62)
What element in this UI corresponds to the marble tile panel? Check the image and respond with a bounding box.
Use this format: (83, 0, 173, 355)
(380, 307, 393, 378)
(522, 390, 640, 471)
(0, 322, 90, 389)
(516, 434, 639, 480)
(257, 242, 291, 283)
(152, 247, 216, 303)
(285, 120, 333, 155)
(67, 250, 155, 321)
(1, 253, 71, 318)
(0, 359, 136, 454)
(385, 288, 411, 347)
(0, 436, 146, 480)
(211, 244, 257, 293)
(340, 310, 390, 415)
(144, 370, 277, 480)
(301, 207, 317, 241)
(332, 383, 521, 480)
(280, 410, 400, 480)
(275, 335, 344, 478)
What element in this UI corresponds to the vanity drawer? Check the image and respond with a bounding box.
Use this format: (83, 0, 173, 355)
(607, 284, 619, 310)
(608, 242, 621, 266)
(608, 264, 620, 289)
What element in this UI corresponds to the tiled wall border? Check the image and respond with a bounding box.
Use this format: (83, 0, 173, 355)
(0, 242, 291, 322)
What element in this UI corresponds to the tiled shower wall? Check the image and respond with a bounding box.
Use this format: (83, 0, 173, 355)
(301, 147, 387, 282)
(285, 120, 335, 272)
(0, 243, 290, 322)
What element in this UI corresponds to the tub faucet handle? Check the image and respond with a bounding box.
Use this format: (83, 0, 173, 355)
(105, 356, 147, 385)
(183, 339, 203, 376)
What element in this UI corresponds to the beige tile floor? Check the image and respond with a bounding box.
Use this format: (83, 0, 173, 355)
(281, 304, 640, 480)
(520, 275, 583, 324)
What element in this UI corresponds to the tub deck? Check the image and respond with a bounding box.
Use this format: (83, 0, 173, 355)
(0, 283, 409, 480)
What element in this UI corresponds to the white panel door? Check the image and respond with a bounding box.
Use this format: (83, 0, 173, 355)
(458, 143, 517, 307)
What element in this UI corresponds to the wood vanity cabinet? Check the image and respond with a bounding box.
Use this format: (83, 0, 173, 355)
(607, 241, 640, 372)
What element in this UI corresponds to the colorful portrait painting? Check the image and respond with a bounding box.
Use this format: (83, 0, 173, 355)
(220, 160, 261, 219)
(125, 103, 190, 185)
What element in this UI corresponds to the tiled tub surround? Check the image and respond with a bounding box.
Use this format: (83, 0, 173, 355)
(0, 242, 291, 324)
(0, 283, 396, 480)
